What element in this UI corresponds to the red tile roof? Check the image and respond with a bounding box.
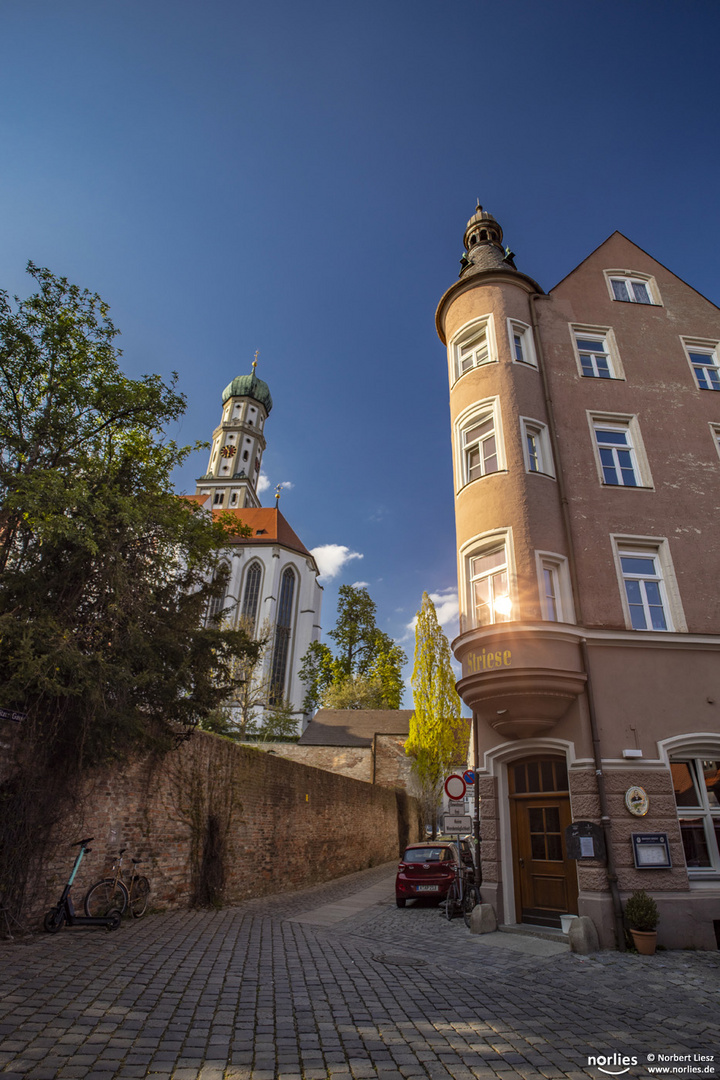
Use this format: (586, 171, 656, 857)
(215, 507, 313, 559)
(178, 499, 316, 567)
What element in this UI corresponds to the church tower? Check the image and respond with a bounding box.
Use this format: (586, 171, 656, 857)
(195, 357, 273, 509)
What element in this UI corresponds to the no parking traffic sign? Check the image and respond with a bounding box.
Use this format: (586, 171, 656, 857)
(444, 774, 466, 800)
(463, 769, 475, 786)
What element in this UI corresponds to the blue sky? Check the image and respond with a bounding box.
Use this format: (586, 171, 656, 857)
(1, 0, 719, 703)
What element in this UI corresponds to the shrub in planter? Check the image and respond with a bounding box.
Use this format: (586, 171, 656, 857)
(624, 889, 659, 931)
(624, 889, 659, 954)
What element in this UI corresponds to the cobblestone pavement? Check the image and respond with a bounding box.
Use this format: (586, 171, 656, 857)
(1, 862, 719, 1080)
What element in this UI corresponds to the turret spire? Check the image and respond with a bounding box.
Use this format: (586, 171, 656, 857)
(459, 203, 517, 278)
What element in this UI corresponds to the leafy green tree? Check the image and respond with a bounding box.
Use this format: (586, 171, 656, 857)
(0, 263, 260, 910)
(299, 586, 407, 712)
(253, 697, 300, 741)
(322, 674, 385, 710)
(327, 585, 380, 679)
(368, 631, 407, 710)
(298, 640, 337, 713)
(405, 592, 467, 837)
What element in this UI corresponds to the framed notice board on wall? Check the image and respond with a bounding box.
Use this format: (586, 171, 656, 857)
(631, 833, 672, 869)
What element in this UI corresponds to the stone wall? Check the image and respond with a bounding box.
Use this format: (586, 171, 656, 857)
(19, 729, 420, 925)
(266, 735, 415, 790)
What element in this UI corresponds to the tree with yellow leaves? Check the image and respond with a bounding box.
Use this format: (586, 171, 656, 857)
(405, 592, 468, 837)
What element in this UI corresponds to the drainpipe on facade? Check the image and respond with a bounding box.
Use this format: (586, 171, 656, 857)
(528, 293, 583, 624)
(580, 638, 626, 952)
(371, 732, 377, 785)
(529, 294, 625, 950)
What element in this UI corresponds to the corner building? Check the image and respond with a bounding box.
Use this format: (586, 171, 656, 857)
(436, 206, 720, 949)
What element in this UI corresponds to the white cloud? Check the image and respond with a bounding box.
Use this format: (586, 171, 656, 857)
(351, 580, 369, 589)
(257, 476, 294, 497)
(310, 544, 364, 581)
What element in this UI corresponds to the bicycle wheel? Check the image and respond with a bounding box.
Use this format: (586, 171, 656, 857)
(43, 906, 66, 933)
(128, 876, 150, 919)
(463, 885, 481, 928)
(445, 881, 459, 921)
(84, 878, 129, 918)
(106, 910, 122, 931)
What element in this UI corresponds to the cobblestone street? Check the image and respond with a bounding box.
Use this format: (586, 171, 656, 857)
(1, 862, 718, 1080)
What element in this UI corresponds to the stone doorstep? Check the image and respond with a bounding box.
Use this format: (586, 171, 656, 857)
(498, 924, 569, 943)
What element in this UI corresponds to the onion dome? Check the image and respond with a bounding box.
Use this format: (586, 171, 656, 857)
(221, 371, 273, 414)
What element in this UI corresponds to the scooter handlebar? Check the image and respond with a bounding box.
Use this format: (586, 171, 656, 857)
(71, 837, 94, 847)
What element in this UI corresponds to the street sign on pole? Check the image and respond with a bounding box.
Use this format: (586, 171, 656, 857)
(463, 769, 475, 786)
(0, 707, 26, 723)
(444, 774, 466, 800)
(444, 814, 472, 833)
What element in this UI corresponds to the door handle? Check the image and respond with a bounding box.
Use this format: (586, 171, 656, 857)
(518, 857, 525, 868)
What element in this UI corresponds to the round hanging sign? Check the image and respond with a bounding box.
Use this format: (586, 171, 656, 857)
(624, 786, 649, 817)
(444, 774, 466, 800)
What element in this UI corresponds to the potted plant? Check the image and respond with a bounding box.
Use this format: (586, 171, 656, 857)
(624, 889, 659, 954)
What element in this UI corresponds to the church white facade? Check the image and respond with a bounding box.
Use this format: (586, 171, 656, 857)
(190, 366, 323, 731)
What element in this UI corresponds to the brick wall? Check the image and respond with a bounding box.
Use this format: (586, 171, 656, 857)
(16, 729, 420, 925)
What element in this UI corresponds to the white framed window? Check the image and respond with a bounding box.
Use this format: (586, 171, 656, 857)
(535, 552, 574, 623)
(451, 316, 496, 380)
(610, 535, 685, 632)
(206, 562, 231, 626)
(456, 400, 504, 489)
(571, 326, 623, 380)
(469, 545, 512, 627)
(710, 423, 720, 461)
(520, 418, 554, 477)
(670, 757, 720, 875)
(681, 338, 720, 392)
(459, 530, 516, 632)
(213, 490, 224, 506)
(618, 550, 670, 630)
(507, 319, 537, 367)
(589, 414, 651, 488)
(604, 270, 658, 305)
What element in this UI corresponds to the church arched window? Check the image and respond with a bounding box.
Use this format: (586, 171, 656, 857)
(241, 561, 262, 629)
(205, 562, 230, 625)
(269, 567, 295, 704)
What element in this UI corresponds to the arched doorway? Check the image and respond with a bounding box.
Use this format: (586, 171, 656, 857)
(508, 756, 578, 927)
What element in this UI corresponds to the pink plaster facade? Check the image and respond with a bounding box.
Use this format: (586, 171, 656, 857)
(437, 210, 720, 949)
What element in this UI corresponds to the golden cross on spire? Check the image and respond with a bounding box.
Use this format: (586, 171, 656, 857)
(275, 484, 282, 504)
(252, 350, 259, 373)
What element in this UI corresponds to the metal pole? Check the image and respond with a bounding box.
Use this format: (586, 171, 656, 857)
(472, 713, 482, 890)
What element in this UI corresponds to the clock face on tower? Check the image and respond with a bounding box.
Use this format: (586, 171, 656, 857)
(220, 445, 237, 458)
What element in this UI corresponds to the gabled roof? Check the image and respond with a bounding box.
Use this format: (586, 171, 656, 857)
(299, 709, 415, 747)
(215, 507, 314, 559)
(550, 230, 720, 311)
(179, 499, 316, 565)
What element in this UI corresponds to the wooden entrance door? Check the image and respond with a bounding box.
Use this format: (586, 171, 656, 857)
(509, 757, 578, 927)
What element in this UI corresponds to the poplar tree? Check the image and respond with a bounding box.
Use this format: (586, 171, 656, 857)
(405, 592, 467, 836)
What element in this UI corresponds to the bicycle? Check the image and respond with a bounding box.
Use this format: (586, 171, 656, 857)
(444, 853, 481, 927)
(83, 848, 150, 919)
(43, 838, 121, 933)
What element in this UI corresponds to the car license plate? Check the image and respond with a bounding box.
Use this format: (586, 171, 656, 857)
(416, 885, 439, 892)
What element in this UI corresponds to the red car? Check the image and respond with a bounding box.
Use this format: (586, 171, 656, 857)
(395, 841, 461, 907)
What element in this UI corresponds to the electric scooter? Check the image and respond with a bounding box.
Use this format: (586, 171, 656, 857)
(43, 837, 121, 932)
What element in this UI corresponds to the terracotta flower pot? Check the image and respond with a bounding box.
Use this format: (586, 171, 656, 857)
(630, 929, 657, 955)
